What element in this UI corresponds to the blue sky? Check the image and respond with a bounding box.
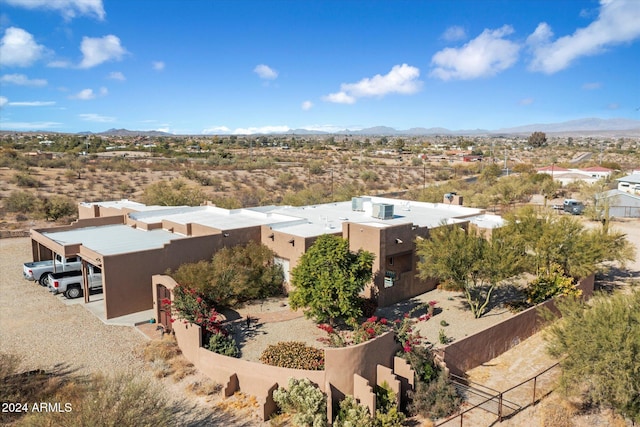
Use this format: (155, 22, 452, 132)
(0, 0, 639, 134)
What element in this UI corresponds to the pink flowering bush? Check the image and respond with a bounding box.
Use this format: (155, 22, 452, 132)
(317, 304, 432, 352)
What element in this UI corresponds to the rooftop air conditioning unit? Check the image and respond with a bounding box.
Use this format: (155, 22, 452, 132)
(352, 197, 364, 211)
(372, 203, 394, 220)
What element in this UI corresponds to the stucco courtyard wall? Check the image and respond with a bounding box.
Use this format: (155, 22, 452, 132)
(152, 274, 406, 421)
(438, 274, 595, 376)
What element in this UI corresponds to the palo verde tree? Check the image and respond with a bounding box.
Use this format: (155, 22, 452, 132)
(544, 291, 640, 423)
(416, 224, 523, 318)
(501, 207, 635, 278)
(289, 234, 374, 325)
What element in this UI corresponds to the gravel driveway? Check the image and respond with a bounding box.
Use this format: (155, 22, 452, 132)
(0, 237, 147, 375)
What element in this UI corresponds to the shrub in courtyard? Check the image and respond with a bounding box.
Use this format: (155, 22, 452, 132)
(525, 263, 581, 305)
(334, 395, 374, 427)
(170, 242, 283, 308)
(260, 342, 324, 370)
(207, 332, 239, 358)
(273, 377, 327, 427)
(164, 286, 225, 336)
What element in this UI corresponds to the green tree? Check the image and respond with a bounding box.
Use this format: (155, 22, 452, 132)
(502, 207, 635, 278)
(289, 234, 374, 324)
(141, 179, 204, 206)
(41, 195, 76, 221)
(528, 131, 547, 147)
(416, 225, 522, 318)
(4, 190, 38, 213)
(170, 242, 283, 307)
(544, 291, 640, 423)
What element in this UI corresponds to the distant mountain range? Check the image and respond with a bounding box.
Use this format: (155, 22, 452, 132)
(80, 118, 640, 137)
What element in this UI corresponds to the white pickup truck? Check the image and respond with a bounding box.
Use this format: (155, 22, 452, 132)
(23, 255, 82, 286)
(47, 265, 102, 299)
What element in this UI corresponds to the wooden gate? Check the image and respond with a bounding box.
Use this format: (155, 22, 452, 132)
(157, 284, 172, 330)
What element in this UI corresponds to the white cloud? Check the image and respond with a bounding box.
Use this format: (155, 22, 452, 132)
(232, 125, 290, 135)
(202, 126, 231, 134)
(3, 0, 105, 20)
(70, 88, 96, 100)
(607, 103, 620, 110)
(48, 60, 72, 68)
(152, 61, 165, 71)
(0, 74, 47, 86)
(442, 25, 467, 42)
(519, 98, 534, 106)
(0, 97, 8, 108)
(0, 27, 46, 67)
(79, 113, 115, 122)
(254, 64, 278, 80)
(324, 64, 422, 104)
(8, 101, 56, 106)
(582, 82, 602, 90)
(527, 0, 640, 74)
(99, 86, 108, 96)
(108, 71, 126, 81)
(0, 121, 61, 130)
(323, 91, 356, 104)
(79, 35, 127, 68)
(430, 25, 519, 80)
(301, 100, 314, 111)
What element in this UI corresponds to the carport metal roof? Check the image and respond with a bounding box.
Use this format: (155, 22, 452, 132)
(42, 224, 187, 256)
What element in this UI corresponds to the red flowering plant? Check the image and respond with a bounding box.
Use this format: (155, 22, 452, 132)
(165, 284, 226, 336)
(317, 316, 390, 347)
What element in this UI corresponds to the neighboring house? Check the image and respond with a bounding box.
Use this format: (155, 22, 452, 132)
(28, 195, 501, 319)
(616, 173, 640, 195)
(597, 189, 640, 218)
(537, 165, 613, 186)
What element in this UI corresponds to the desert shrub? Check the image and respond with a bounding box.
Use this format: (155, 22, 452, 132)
(375, 381, 405, 427)
(260, 342, 324, 370)
(334, 395, 374, 427)
(544, 291, 640, 423)
(140, 336, 181, 362)
(360, 170, 379, 182)
(207, 333, 240, 358)
(25, 372, 175, 427)
(141, 179, 204, 206)
(273, 377, 327, 427)
(525, 264, 581, 305)
(408, 372, 461, 419)
(401, 346, 438, 384)
(308, 160, 324, 175)
(11, 172, 41, 188)
(186, 379, 222, 396)
(4, 190, 38, 213)
(40, 195, 76, 221)
(539, 396, 578, 427)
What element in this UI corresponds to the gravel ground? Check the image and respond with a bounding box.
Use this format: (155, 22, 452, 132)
(0, 237, 147, 376)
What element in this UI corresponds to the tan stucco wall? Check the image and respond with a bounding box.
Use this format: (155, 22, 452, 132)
(439, 274, 595, 376)
(152, 274, 406, 421)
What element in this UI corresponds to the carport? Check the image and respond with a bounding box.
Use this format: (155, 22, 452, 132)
(30, 223, 199, 319)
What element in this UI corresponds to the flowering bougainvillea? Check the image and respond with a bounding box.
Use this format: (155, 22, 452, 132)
(316, 302, 437, 352)
(163, 284, 226, 336)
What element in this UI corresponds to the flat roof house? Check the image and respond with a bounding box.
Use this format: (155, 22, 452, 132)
(29, 196, 502, 319)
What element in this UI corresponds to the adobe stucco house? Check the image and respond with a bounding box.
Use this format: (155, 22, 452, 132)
(28, 196, 502, 319)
